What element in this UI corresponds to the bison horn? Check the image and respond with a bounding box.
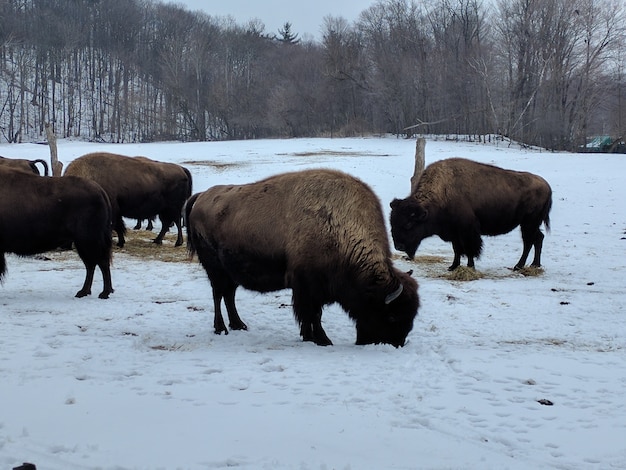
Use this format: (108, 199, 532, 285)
(384, 284, 404, 304)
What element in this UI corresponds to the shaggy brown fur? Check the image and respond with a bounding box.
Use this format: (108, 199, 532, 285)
(0, 166, 113, 298)
(186, 169, 419, 347)
(390, 158, 552, 271)
(64, 153, 192, 248)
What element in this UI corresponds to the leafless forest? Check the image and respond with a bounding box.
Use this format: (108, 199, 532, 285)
(0, 0, 624, 150)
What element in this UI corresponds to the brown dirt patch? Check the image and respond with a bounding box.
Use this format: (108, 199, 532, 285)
(181, 160, 245, 171)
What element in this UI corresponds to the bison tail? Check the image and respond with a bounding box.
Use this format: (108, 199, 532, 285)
(184, 192, 201, 258)
(542, 197, 552, 233)
(0, 252, 6, 282)
(32, 159, 49, 176)
(183, 167, 193, 197)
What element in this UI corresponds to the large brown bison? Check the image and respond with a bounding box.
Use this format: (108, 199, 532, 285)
(0, 166, 113, 298)
(186, 169, 419, 347)
(390, 157, 552, 271)
(64, 153, 192, 248)
(0, 156, 49, 175)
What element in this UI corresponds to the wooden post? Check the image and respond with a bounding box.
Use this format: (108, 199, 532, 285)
(410, 137, 425, 194)
(45, 123, 63, 176)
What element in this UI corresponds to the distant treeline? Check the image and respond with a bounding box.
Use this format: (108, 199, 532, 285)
(0, 0, 624, 150)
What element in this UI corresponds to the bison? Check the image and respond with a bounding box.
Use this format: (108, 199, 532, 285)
(0, 166, 114, 298)
(0, 156, 49, 175)
(64, 153, 192, 248)
(186, 169, 419, 347)
(390, 157, 552, 271)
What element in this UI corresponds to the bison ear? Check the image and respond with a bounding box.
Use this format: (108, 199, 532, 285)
(390, 198, 400, 209)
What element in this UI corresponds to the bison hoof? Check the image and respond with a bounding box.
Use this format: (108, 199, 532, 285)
(75, 289, 90, 298)
(448, 265, 459, 271)
(312, 328, 333, 346)
(229, 322, 248, 331)
(214, 327, 229, 335)
(314, 337, 333, 346)
(98, 291, 112, 299)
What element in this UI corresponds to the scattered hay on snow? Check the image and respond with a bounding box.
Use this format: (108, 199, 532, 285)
(442, 266, 484, 281)
(516, 266, 545, 277)
(117, 230, 189, 263)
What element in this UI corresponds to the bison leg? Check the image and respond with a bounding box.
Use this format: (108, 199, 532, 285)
(292, 277, 332, 346)
(223, 283, 248, 331)
(300, 322, 314, 342)
(76, 259, 113, 299)
(211, 285, 229, 335)
(311, 315, 332, 346)
(530, 230, 545, 267)
(133, 219, 142, 230)
(467, 255, 475, 269)
(515, 227, 544, 270)
(174, 218, 184, 247)
(153, 216, 182, 245)
(153, 224, 168, 245)
(114, 217, 127, 248)
(97, 260, 114, 299)
(76, 265, 95, 298)
(146, 219, 154, 231)
(448, 241, 462, 271)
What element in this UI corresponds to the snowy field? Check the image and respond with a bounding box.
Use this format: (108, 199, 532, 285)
(1, 136, 625, 469)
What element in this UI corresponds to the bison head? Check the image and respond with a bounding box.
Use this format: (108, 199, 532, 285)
(389, 198, 431, 259)
(355, 270, 419, 347)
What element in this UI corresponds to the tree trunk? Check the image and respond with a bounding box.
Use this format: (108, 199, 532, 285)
(410, 137, 426, 194)
(45, 123, 63, 176)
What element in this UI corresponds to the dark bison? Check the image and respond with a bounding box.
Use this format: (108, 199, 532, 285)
(186, 169, 419, 347)
(390, 157, 552, 271)
(0, 166, 113, 298)
(0, 156, 49, 175)
(64, 153, 192, 248)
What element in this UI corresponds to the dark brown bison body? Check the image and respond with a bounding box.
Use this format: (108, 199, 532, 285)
(390, 158, 552, 271)
(0, 166, 113, 298)
(186, 169, 419, 347)
(0, 156, 49, 175)
(64, 153, 192, 248)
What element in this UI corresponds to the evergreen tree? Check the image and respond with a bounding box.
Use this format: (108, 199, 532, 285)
(277, 22, 300, 44)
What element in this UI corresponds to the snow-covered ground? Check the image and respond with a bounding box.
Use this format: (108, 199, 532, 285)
(1, 136, 624, 469)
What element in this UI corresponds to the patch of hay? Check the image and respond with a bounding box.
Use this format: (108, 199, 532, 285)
(442, 266, 484, 281)
(516, 266, 545, 277)
(415, 255, 447, 264)
(118, 230, 189, 263)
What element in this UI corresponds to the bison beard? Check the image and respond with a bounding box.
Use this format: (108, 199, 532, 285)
(390, 157, 552, 271)
(186, 169, 419, 347)
(0, 167, 114, 298)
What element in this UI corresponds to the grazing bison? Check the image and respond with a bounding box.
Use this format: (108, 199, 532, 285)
(0, 166, 113, 298)
(390, 157, 552, 271)
(64, 153, 192, 248)
(0, 156, 49, 175)
(186, 169, 419, 347)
